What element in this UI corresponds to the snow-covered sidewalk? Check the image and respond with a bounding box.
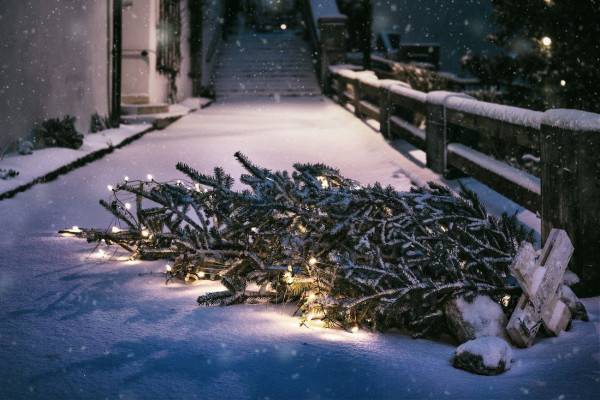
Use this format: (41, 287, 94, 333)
(0, 98, 598, 399)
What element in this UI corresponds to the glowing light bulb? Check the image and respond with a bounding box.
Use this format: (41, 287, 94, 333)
(176, 180, 182, 185)
(501, 295, 511, 307)
(350, 326, 359, 333)
(111, 226, 121, 233)
(96, 249, 106, 258)
(308, 257, 318, 266)
(197, 271, 206, 278)
(141, 229, 150, 238)
(541, 36, 552, 47)
(560, 79, 566, 87)
(124, 176, 129, 182)
(71, 226, 81, 233)
(165, 264, 172, 272)
(125, 202, 132, 210)
(280, 23, 287, 30)
(107, 185, 114, 191)
(147, 174, 153, 181)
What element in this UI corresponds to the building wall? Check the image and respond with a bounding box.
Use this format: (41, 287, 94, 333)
(122, 0, 195, 104)
(0, 0, 112, 148)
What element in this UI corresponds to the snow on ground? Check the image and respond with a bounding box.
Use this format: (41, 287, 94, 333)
(0, 124, 150, 197)
(0, 98, 598, 399)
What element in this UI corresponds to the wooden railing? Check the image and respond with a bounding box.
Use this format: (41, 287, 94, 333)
(328, 66, 600, 292)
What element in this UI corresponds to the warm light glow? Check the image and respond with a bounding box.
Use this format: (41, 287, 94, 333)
(94, 249, 107, 258)
(165, 264, 172, 272)
(560, 79, 566, 87)
(316, 176, 329, 189)
(280, 23, 287, 30)
(111, 226, 121, 233)
(350, 326, 359, 333)
(502, 295, 511, 307)
(197, 271, 206, 278)
(308, 257, 318, 266)
(71, 226, 81, 233)
(125, 202, 132, 210)
(124, 176, 129, 182)
(107, 185, 114, 191)
(541, 36, 552, 47)
(141, 229, 150, 238)
(147, 174, 154, 181)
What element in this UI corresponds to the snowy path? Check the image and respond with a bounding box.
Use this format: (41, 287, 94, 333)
(1, 99, 599, 399)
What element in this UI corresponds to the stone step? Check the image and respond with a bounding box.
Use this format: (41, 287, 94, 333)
(121, 95, 150, 105)
(121, 103, 169, 116)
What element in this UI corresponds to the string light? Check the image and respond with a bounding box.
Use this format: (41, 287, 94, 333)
(71, 226, 81, 233)
(124, 202, 132, 210)
(197, 271, 206, 278)
(111, 226, 121, 233)
(165, 264, 172, 272)
(141, 229, 150, 238)
(560, 79, 566, 87)
(308, 257, 318, 266)
(124, 176, 129, 182)
(541, 36, 552, 47)
(280, 23, 287, 30)
(107, 185, 114, 191)
(350, 326, 359, 333)
(316, 176, 329, 189)
(146, 174, 153, 181)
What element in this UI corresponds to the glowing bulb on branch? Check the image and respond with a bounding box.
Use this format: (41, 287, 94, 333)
(146, 174, 154, 181)
(124, 202, 132, 210)
(350, 326, 359, 334)
(124, 176, 129, 182)
(111, 226, 121, 233)
(280, 23, 287, 30)
(541, 36, 552, 47)
(141, 228, 150, 238)
(560, 79, 567, 87)
(196, 271, 206, 278)
(308, 257, 318, 266)
(165, 264, 172, 272)
(107, 185, 114, 192)
(71, 226, 81, 233)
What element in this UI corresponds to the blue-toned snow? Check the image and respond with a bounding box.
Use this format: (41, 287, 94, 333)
(1, 100, 598, 399)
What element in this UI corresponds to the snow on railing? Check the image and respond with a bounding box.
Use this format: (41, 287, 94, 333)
(326, 67, 600, 286)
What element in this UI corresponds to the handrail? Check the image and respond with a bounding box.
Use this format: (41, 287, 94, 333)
(326, 66, 600, 289)
(302, 0, 348, 89)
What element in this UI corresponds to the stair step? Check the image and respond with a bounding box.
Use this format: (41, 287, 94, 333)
(121, 103, 169, 115)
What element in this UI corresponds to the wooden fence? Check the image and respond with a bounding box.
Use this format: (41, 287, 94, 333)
(327, 66, 600, 293)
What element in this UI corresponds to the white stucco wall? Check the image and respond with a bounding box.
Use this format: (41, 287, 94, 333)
(122, 0, 194, 104)
(0, 0, 111, 148)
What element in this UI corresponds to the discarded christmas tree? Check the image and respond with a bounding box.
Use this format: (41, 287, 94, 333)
(61, 153, 531, 337)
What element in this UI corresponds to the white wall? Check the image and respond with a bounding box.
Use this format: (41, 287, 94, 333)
(121, 0, 195, 104)
(0, 0, 111, 148)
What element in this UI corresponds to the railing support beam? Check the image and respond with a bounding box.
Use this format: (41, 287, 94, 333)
(541, 110, 600, 295)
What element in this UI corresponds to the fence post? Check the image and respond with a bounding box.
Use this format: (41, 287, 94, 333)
(378, 80, 403, 139)
(541, 109, 600, 295)
(318, 16, 347, 94)
(352, 78, 362, 118)
(425, 92, 452, 174)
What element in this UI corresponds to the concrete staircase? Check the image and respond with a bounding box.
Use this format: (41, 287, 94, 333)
(213, 28, 321, 100)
